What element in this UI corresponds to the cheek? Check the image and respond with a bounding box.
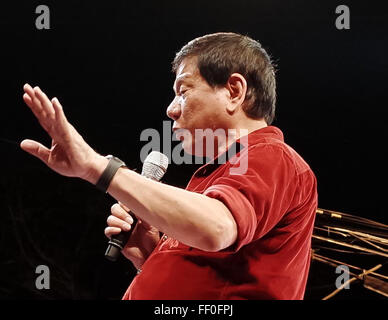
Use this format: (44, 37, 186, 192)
(186, 95, 214, 121)
(180, 97, 200, 124)
(180, 89, 225, 130)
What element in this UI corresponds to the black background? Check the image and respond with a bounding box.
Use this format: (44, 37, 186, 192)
(0, 0, 387, 300)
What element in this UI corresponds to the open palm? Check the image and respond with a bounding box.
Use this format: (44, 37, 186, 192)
(21, 84, 105, 183)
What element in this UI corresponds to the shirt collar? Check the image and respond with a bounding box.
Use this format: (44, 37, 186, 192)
(236, 125, 284, 147)
(192, 126, 284, 178)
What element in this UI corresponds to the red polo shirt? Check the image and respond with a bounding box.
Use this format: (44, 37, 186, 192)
(123, 126, 318, 299)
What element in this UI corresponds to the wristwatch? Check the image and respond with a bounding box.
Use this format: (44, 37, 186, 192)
(95, 155, 127, 193)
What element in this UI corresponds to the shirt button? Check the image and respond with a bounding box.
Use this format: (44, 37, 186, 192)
(162, 235, 168, 241)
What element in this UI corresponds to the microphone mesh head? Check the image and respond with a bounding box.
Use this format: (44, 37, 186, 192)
(141, 151, 169, 181)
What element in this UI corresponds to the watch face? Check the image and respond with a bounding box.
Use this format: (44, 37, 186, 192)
(105, 155, 125, 166)
(113, 157, 122, 164)
(113, 156, 126, 166)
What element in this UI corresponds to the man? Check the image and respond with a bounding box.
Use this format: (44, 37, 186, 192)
(21, 32, 317, 299)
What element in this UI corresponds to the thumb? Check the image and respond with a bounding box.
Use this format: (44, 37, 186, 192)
(118, 201, 131, 212)
(20, 139, 50, 164)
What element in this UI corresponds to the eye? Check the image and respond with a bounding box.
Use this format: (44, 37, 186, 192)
(179, 89, 188, 96)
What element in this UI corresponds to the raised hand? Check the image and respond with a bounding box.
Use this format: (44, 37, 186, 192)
(21, 84, 107, 183)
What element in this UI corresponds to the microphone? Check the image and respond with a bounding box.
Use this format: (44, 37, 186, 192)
(104, 151, 169, 261)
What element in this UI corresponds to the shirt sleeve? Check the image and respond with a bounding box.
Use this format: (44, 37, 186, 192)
(203, 144, 297, 251)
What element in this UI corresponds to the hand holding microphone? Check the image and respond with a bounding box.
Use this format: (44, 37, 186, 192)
(104, 151, 169, 262)
(105, 202, 160, 269)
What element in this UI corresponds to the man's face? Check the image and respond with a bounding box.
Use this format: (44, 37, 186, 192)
(166, 57, 230, 156)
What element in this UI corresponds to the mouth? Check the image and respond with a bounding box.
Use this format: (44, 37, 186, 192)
(172, 124, 181, 132)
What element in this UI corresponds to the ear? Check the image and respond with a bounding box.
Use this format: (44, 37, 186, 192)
(225, 73, 247, 114)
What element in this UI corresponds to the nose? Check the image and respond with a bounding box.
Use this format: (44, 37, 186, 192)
(166, 97, 181, 121)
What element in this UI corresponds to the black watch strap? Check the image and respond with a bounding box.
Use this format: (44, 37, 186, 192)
(96, 155, 126, 193)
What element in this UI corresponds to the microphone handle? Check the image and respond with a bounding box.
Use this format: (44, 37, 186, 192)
(105, 213, 138, 261)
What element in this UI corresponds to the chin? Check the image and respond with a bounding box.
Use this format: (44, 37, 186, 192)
(178, 132, 207, 157)
(182, 140, 195, 156)
(185, 141, 207, 157)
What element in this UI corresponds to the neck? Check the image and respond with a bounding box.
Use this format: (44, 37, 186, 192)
(214, 119, 268, 157)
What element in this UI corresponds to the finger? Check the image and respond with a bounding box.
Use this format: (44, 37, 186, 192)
(23, 83, 36, 99)
(107, 215, 132, 231)
(34, 87, 55, 119)
(22, 93, 34, 109)
(20, 139, 50, 164)
(138, 219, 152, 229)
(51, 97, 68, 123)
(23, 85, 47, 120)
(51, 97, 72, 138)
(24, 84, 45, 114)
(111, 203, 134, 224)
(23, 92, 44, 118)
(23, 93, 51, 134)
(104, 226, 122, 239)
(118, 201, 130, 212)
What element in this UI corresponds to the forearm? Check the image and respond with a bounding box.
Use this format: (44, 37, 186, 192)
(106, 167, 237, 251)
